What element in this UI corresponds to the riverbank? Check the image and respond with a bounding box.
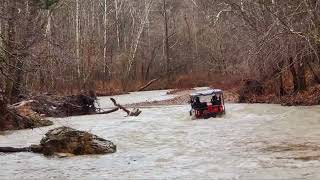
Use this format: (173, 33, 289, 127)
(2, 81, 318, 131)
(127, 83, 320, 107)
(239, 82, 320, 106)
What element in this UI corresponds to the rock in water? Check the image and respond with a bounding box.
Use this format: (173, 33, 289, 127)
(36, 126, 116, 156)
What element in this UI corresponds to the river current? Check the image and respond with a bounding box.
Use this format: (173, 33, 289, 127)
(0, 90, 320, 179)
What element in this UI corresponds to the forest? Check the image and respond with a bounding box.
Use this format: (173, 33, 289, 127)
(1, 1, 320, 178)
(0, 0, 320, 102)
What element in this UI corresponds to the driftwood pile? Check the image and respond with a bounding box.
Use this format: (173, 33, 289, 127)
(1, 90, 142, 131)
(0, 95, 53, 131)
(29, 93, 141, 117)
(29, 92, 97, 117)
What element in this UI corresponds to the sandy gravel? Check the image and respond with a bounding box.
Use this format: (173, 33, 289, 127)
(127, 88, 239, 107)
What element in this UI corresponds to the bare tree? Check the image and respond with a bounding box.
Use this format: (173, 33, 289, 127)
(0, 0, 318, 98)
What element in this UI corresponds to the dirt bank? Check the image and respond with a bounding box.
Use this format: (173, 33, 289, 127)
(239, 80, 320, 106)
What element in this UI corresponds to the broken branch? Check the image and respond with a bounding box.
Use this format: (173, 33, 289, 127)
(138, 79, 159, 91)
(110, 98, 141, 116)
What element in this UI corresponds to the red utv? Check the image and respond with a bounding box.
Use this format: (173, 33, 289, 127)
(189, 89, 226, 119)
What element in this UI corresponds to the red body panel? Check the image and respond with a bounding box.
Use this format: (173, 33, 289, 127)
(194, 105, 225, 118)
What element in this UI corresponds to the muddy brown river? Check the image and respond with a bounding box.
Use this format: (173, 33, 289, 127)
(0, 90, 320, 179)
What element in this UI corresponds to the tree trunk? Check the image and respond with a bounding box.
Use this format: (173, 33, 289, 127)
(296, 59, 306, 91)
(163, 0, 170, 86)
(306, 61, 320, 84)
(75, 0, 81, 89)
(11, 60, 24, 98)
(288, 57, 299, 92)
(5, 0, 17, 102)
(277, 61, 285, 96)
(114, 0, 121, 49)
(103, 0, 108, 88)
(145, 45, 159, 80)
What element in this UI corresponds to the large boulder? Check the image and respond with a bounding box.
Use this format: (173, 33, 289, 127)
(32, 126, 116, 156)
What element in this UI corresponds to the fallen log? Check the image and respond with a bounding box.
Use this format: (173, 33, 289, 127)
(85, 98, 141, 116)
(10, 100, 35, 109)
(0, 147, 30, 153)
(110, 98, 142, 116)
(96, 107, 119, 114)
(138, 79, 159, 91)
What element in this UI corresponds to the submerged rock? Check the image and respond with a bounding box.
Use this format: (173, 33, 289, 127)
(34, 126, 116, 156)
